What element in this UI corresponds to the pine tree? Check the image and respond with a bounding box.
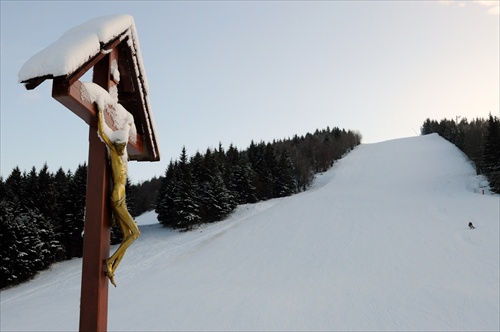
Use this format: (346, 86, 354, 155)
(125, 178, 138, 217)
(129, 176, 163, 216)
(5, 167, 24, 205)
(156, 161, 179, 228)
(248, 141, 275, 200)
(483, 115, 500, 193)
(175, 147, 200, 230)
(23, 167, 38, 209)
(274, 149, 297, 197)
(36, 164, 58, 225)
(156, 148, 201, 230)
(197, 149, 236, 223)
(60, 164, 87, 258)
(0, 200, 45, 288)
(52, 167, 71, 246)
(263, 143, 279, 199)
(227, 145, 257, 204)
(0, 176, 5, 201)
(0, 166, 65, 289)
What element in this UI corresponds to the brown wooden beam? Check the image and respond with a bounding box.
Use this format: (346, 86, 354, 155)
(52, 79, 96, 126)
(79, 125, 111, 332)
(52, 78, 144, 160)
(78, 48, 116, 332)
(23, 76, 51, 90)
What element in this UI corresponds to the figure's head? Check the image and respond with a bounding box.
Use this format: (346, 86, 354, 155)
(115, 142, 127, 155)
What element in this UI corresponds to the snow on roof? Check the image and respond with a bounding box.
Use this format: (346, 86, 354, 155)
(18, 15, 134, 82)
(18, 14, 159, 161)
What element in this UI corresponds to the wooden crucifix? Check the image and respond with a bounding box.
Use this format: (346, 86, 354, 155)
(19, 15, 159, 332)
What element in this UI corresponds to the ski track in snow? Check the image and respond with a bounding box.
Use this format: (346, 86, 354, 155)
(1, 134, 499, 331)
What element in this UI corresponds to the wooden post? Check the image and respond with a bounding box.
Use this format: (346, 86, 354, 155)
(79, 127, 111, 332)
(78, 49, 117, 332)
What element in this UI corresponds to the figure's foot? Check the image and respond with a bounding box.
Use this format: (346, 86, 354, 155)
(106, 271, 117, 287)
(104, 259, 117, 287)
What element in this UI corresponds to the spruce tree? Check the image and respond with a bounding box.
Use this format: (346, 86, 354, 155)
(0, 200, 45, 288)
(263, 143, 279, 199)
(36, 164, 58, 225)
(483, 115, 500, 193)
(274, 149, 297, 197)
(156, 148, 201, 230)
(175, 147, 200, 230)
(5, 167, 24, 205)
(227, 146, 257, 204)
(156, 161, 179, 228)
(52, 167, 71, 245)
(198, 149, 235, 223)
(60, 164, 87, 258)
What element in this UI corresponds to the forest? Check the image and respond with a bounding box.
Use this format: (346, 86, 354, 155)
(155, 127, 361, 231)
(0, 126, 360, 289)
(421, 114, 500, 194)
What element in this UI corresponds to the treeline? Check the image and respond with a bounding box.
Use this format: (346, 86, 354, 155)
(0, 164, 127, 289)
(0, 126, 360, 288)
(421, 114, 500, 193)
(127, 177, 162, 216)
(155, 127, 361, 231)
(0, 164, 86, 288)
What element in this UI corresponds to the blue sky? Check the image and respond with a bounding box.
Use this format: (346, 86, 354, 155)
(1, 1, 499, 183)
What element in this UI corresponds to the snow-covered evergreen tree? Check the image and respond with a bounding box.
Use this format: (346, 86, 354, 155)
(483, 115, 500, 193)
(156, 161, 180, 228)
(0, 200, 54, 288)
(226, 145, 257, 204)
(60, 164, 86, 258)
(274, 149, 297, 197)
(198, 149, 235, 223)
(175, 147, 201, 230)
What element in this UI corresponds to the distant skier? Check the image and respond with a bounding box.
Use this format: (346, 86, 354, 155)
(468, 222, 475, 229)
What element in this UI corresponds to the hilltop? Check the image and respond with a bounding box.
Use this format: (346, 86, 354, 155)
(1, 134, 498, 331)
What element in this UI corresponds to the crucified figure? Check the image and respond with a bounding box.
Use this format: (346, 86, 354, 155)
(97, 105, 140, 287)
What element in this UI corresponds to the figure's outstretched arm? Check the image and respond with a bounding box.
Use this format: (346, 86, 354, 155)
(97, 104, 114, 149)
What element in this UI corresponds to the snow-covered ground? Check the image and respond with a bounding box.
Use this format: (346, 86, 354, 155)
(1, 134, 498, 331)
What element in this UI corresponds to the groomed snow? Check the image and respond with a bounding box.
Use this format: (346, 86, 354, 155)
(1, 134, 498, 331)
(18, 15, 133, 82)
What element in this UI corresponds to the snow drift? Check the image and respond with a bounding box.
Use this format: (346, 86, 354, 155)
(1, 134, 498, 331)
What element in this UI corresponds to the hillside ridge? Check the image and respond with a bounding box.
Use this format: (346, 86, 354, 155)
(2, 134, 498, 331)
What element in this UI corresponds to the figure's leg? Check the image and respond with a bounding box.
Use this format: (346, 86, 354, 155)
(105, 218, 128, 283)
(105, 206, 140, 278)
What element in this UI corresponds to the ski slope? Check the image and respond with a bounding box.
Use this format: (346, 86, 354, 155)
(1, 134, 499, 331)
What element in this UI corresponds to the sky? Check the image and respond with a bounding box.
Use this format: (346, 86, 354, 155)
(1, 1, 499, 183)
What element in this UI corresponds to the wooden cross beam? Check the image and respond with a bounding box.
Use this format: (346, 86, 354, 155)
(19, 16, 159, 332)
(77, 47, 116, 332)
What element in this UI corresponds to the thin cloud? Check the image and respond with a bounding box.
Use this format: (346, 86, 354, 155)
(440, 0, 500, 15)
(474, 0, 497, 6)
(474, 0, 500, 15)
(487, 4, 500, 14)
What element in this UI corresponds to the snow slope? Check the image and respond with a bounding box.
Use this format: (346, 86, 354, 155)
(1, 134, 498, 331)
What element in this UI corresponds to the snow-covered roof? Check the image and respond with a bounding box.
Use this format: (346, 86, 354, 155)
(18, 15, 159, 162)
(18, 15, 134, 83)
